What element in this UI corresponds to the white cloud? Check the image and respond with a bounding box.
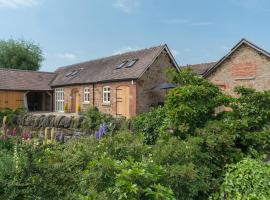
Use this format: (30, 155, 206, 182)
(56, 53, 77, 60)
(0, 0, 39, 8)
(191, 22, 214, 26)
(113, 0, 140, 13)
(163, 18, 188, 24)
(164, 18, 214, 26)
(112, 46, 139, 55)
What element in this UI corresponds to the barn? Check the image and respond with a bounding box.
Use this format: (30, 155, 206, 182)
(0, 68, 56, 111)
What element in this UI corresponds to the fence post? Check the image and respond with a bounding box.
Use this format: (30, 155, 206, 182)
(44, 127, 48, 144)
(51, 128, 55, 143)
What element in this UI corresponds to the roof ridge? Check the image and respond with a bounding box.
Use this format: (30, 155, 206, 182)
(180, 61, 217, 67)
(0, 67, 56, 74)
(55, 44, 166, 71)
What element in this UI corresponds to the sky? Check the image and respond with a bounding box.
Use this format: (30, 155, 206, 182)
(1, 0, 270, 72)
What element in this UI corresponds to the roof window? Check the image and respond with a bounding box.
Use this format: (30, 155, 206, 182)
(126, 59, 139, 68)
(116, 61, 128, 69)
(65, 68, 82, 77)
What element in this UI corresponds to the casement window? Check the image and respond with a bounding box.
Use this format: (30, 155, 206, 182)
(84, 87, 90, 103)
(55, 88, 64, 112)
(103, 86, 110, 104)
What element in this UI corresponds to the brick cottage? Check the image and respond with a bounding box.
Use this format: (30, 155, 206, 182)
(187, 39, 270, 95)
(0, 44, 179, 118)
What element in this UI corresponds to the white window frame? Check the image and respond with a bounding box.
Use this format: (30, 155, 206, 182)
(103, 86, 110, 104)
(83, 87, 90, 103)
(55, 88, 64, 112)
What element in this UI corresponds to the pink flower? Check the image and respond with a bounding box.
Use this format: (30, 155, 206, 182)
(22, 132, 30, 140)
(11, 128, 17, 136)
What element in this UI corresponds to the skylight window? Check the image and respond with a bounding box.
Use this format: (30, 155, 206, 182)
(65, 71, 73, 77)
(65, 68, 82, 77)
(126, 59, 139, 68)
(116, 61, 128, 69)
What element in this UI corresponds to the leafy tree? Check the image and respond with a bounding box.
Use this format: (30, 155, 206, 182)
(165, 68, 229, 138)
(0, 39, 44, 71)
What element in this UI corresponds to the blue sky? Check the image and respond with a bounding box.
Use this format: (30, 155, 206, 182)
(1, 0, 270, 71)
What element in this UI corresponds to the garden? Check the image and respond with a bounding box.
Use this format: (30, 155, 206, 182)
(0, 69, 269, 200)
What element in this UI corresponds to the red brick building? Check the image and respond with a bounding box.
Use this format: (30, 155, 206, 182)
(0, 44, 179, 118)
(187, 39, 270, 95)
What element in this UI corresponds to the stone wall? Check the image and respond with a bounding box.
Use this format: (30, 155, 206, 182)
(136, 49, 176, 113)
(15, 114, 85, 141)
(208, 43, 270, 96)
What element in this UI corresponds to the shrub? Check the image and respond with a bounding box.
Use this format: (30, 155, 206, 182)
(81, 107, 110, 134)
(82, 107, 128, 135)
(165, 68, 229, 138)
(211, 158, 270, 200)
(0, 108, 26, 126)
(132, 106, 166, 144)
(80, 156, 175, 199)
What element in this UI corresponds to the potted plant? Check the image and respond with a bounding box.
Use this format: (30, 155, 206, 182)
(77, 105, 82, 115)
(64, 103, 68, 113)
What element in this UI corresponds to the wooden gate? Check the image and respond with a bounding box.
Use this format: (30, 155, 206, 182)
(116, 86, 130, 118)
(0, 91, 24, 110)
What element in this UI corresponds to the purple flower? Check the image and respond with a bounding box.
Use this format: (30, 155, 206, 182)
(95, 123, 108, 139)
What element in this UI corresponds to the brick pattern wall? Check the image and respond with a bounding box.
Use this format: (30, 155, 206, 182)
(93, 81, 137, 117)
(208, 44, 270, 96)
(56, 80, 137, 117)
(137, 49, 176, 113)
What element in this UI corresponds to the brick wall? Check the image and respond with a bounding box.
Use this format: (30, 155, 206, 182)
(208, 43, 270, 95)
(137, 49, 176, 113)
(93, 81, 137, 117)
(56, 80, 137, 117)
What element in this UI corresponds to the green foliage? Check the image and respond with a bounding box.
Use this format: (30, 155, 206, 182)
(82, 106, 129, 136)
(152, 136, 211, 199)
(81, 107, 113, 134)
(165, 68, 229, 138)
(0, 39, 44, 71)
(211, 158, 270, 200)
(0, 68, 269, 199)
(81, 156, 175, 200)
(0, 108, 26, 126)
(132, 106, 166, 144)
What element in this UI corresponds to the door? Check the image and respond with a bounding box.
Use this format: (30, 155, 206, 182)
(0, 91, 24, 110)
(116, 86, 130, 118)
(71, 89, 80, 113)
(55, 88, 64, 112)
(0, 91, 7, 109)
(75, 92, 80, 112)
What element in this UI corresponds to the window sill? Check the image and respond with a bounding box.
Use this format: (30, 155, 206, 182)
(102, 102, 111, 106)
(82, 102, 90, 105)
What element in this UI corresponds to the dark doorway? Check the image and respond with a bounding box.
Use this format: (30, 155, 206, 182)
(26, 91, 51, 111)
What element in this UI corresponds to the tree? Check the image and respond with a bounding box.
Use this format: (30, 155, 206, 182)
(0, 39, 44, 71)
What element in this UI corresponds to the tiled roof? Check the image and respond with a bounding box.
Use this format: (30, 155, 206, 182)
(181, 62, 216, 75)
(50, 45, 167, 87)
(0, 68, 56, 91)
